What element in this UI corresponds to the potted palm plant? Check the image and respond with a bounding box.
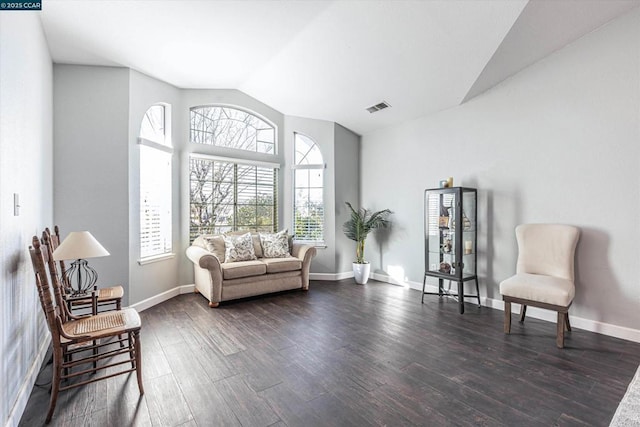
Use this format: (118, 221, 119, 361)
(343, 202, 392, 284)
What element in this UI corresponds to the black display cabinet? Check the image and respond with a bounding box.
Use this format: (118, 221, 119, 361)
(422, 187, 480, 314)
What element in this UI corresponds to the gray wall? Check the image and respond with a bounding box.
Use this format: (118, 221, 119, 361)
(53, 65, 131, 302)
(0, 13, 53, 426)
(361, 9, 640, 332)
(334, 124, 360, 273)
(128, 70, 183, 303)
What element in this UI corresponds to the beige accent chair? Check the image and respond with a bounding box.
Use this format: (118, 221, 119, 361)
(500, 224, 580, 348)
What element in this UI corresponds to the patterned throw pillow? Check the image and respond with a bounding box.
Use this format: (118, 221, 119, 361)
(259, 230, 290, 258)
(223, 233, 257, 263)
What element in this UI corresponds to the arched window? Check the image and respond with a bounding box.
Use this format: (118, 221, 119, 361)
(190, 105, 275, 154)
(293, 133, 324, 242)
(139, 104, 172, 261)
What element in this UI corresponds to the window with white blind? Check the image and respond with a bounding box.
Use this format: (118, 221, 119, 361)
(139, 104, 172, 261)
(189, 155, 278, 241)
(293, 133, 324, 243)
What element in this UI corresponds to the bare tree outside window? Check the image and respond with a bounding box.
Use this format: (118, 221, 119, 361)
(189, 106, 277, 241)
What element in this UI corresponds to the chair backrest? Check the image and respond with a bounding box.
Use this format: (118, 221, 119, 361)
(41, 229, 75, 322)
(29, 236, 62, 345)
(516, 224, 580, 281)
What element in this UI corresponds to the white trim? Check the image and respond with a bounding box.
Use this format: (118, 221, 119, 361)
(292, 164, 325, 170)
(371, 273, 640, 344)
(137, 252, 175, 265)
(6, 335, 52, 427)
(137, 137, 173, 153)
(310, 271, 354, 281)
(189, 152, 280, 169)
(130, 284, 195, 312)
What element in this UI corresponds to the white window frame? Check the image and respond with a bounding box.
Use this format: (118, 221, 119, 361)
(293, 133, 325, 245)
(138, 104, 173, 264)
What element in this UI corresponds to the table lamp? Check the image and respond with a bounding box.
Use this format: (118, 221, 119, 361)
(52, 231, 110, 296)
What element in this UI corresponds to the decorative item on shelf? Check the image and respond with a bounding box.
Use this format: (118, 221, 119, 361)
(52, 231, 110, 296)
(447, 176, 453, 187)
(439, 204, 449, 228)
(464, 240, 473, 255)
(439, 179, 448, 188)
(343, 202, 392, 285)
(442, 238, 452, 253)
(439, 262, 451, 274)
(451, 211, 472, 230)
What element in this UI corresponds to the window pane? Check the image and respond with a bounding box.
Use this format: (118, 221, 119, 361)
(139, 105, 166, 145)
(189, 157, 277, 241)
(295, 133, 323, 165)
(140, 145, 172, 258)
(190, 106, 276, 154)
(293, 133, 324, 242)
(294, 169, 309, 188)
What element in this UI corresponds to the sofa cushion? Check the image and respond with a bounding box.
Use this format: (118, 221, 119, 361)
(222, 260, 266, 280)
(259, 230, 290, 258)
(203, 235, 226, 260)
(223, 233, 257, 263)
(261, 257, 302, 274)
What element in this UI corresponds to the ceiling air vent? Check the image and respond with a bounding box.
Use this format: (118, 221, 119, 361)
(366, 101, 391, 113)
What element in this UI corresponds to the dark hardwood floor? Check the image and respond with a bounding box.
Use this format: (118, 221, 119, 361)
(19, 280, 640, 426)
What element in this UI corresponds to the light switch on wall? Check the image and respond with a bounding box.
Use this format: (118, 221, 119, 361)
(14, 193, 20, 216)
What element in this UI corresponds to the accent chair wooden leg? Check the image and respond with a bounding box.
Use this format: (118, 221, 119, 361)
(46, 348, 63, 423)
(208, 301, 220, 308)
(556, 311, 565, 348)
(133, 329, 144, 395)
(519, 305, 527, 322)
(565, 313, 571, 332)
(504, 300, 511, 334)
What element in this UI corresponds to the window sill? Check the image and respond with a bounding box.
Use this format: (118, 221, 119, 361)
(294, 242, 327, 249)
(138, 253, 175, 266)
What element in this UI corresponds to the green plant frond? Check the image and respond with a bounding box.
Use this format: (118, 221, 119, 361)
(343, 202, 392, 263)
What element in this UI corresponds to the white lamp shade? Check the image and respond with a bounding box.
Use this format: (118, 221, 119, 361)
(52, 231, 110, 261)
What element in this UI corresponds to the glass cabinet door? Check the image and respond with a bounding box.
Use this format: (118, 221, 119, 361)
(460, 189, 476, 279)
(425, 189, 456, 277)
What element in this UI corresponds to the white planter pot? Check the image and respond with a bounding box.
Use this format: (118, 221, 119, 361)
(353, 262, 371, 285)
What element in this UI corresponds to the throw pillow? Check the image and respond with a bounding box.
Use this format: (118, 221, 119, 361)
(223, 232, 257, 263)
(203, 235, 226, 260)
(259, 230, 290, 258)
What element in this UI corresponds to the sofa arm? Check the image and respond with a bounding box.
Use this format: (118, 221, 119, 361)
(292, 243, 317, 290)
(186, 246, 223, 306)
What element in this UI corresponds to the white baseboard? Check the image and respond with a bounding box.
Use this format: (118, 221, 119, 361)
(130, 284, 195, 312)
(310, 271, 354, 281)
(371, 273, 640, 343)
(6, 335, 51, 427)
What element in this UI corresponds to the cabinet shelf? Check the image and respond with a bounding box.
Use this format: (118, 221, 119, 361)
(422, 186, 480, 314)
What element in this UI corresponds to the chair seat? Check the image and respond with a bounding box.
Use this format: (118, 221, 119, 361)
(62, 308, 141, 341)
(500, 273, 574, 307)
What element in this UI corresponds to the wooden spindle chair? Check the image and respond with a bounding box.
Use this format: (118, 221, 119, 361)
(28, 236, 144, 423)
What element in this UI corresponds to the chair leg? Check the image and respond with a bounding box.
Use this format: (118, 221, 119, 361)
(133, 329, 144, 395)
(504, 301, 511, 334)
(46, 348, 63, 423)
(565, 313, 571, 332)
(556, 311, 565, 348)
(519, 305, 527, 322)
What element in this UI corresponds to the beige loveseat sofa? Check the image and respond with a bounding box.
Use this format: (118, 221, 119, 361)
(186, 233, 316, 307)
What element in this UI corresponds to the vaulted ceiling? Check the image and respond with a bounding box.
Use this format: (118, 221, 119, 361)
(40, 0, 639, 135)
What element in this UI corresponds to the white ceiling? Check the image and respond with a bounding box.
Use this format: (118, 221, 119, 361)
(40, 0, 640, 135)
